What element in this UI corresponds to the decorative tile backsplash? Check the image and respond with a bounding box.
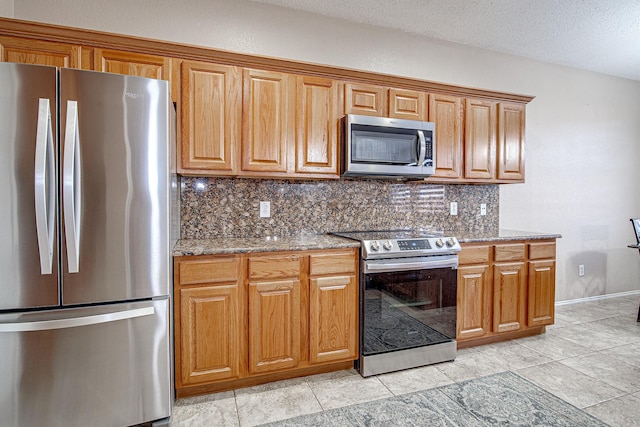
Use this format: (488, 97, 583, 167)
(180, 177, 499, 239)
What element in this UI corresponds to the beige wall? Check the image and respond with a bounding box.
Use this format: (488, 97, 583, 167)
(14, 0, 640, 301)
(0, 0, 13, 17)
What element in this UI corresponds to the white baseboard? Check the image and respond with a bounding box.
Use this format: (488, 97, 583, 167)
(556, 289, 640, 306)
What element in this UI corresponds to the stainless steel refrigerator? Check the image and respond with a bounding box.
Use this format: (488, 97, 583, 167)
(0, 62, 177, 427)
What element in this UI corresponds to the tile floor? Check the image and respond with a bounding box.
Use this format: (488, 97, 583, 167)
(171, 292, 640, 427)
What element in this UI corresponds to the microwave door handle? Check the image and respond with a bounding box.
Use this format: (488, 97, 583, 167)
(417, 130, 426, 166)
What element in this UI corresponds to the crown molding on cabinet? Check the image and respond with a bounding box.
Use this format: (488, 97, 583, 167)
(0, 17, 534, 103)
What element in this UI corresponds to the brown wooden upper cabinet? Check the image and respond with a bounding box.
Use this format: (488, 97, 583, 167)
(464, 98, 497, 180)
(429, 94, 463, 179)
(0, 28, 531, 183)
(241, 68, 295, 175)
(93, 48, 169, 80)
(388, 88, 427, 121)
(497, 102, 526, 180)
(0, 36, 82, 68)
(345, 84, 428, 121)
(180, 68, 341, 179)
(179, 60, 241, 175)
(92, 48, 176, 103)
(295, 76, 341, 175)
(344, 83, 387, 116)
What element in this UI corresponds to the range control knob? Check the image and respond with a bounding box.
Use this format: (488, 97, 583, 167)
(383, 240, 393, 251)
(446, 238, 456, 247)
(435, 238, 445, 248)
(370, 241, 380, 251)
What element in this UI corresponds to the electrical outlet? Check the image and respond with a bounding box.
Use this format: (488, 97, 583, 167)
(579, 264, 585, 276)
(450, 202, 458, 215)
(259, 201, 270, 218)
(480, 204, 487, 216)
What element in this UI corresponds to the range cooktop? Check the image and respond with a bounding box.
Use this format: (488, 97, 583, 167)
(331, 229, 461, 259)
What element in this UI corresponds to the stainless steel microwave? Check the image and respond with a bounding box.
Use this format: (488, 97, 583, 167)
(342, 114, 435, 179)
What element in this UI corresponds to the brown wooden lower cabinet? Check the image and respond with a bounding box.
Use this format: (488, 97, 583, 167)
(309, 274, 358, 364)
(528, 260, 556, 326)
(174, 248, 358, 396)
(174, 255, 245, 389)
(457, 239, 556, 347)
(179, 283, 243, 384)
(457, 263, 491, 340)
(249, 278, 302, 374)
(493, 261, 526, 333)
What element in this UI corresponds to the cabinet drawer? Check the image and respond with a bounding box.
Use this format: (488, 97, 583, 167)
(309, 252, 357, 276)
(494, 244, 525, 262)
(528, 242, 556, 260)
(459, 245, 490, 265)
(248, 255, 302, 280)
(178, 256, 239, 286)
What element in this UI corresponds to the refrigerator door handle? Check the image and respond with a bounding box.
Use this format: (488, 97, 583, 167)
(34, 98, 56, 275)
(0, 306, 154, 332)
(63, 100, 82, 273)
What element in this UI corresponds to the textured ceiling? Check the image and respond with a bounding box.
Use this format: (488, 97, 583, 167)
(251, 0, 640, 81)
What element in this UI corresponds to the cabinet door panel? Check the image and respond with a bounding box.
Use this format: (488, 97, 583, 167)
(181, 61, 240, 172)
(389, 88, 426, 121)
(179, 285, 241, 385)
(528, 260, 555, 327)
(498, 102, 525, 180)
(465, 99, 496, 179)
(493, 262, 526, 333)
(309, 275, 357, 364)
(494, 244, 525, 262)
(242, 69, 293, 173)
(178, 256, 240, 286)
(296, 76, 340, 175)
(309, 251, 357, 276)
(93, 48, 169, 80)
(0, 37, 81, 68)
(344, 83, 386, 116)
(457, 265, 491, 340)
(528, 242, 556, 260)
(249, 279, 301, 373)
(459, 245, 491, 265)
(248, 255, 302, 280)
(429, 94, 463, 178)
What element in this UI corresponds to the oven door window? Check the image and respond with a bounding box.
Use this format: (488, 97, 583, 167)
(351, 126, 418, 165)
(362, 267, 457, 357)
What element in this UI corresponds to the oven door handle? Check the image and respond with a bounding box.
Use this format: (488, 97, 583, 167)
(364, 255, 458, 274)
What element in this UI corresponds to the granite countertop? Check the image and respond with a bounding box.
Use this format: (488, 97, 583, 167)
(173, 229, 561, 256)
(456, 229, 562, 243)
(173, 234, 361, 256)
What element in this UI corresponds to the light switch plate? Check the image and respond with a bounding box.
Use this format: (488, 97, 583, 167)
(450, 202, 458, 215)
(480, 204, 487, 216)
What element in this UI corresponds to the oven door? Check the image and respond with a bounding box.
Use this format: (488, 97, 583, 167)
(361, 255, 458, 358)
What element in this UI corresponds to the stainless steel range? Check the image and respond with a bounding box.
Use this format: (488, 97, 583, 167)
(332, 230, 461, 377)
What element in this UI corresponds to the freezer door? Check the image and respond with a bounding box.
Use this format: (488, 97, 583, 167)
(0, 62, 59, 310)
(60, 69, 171, 305)
(0, 298, 171, 426)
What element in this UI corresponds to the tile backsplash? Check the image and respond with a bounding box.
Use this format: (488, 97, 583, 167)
(180, 177, 499, 239)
